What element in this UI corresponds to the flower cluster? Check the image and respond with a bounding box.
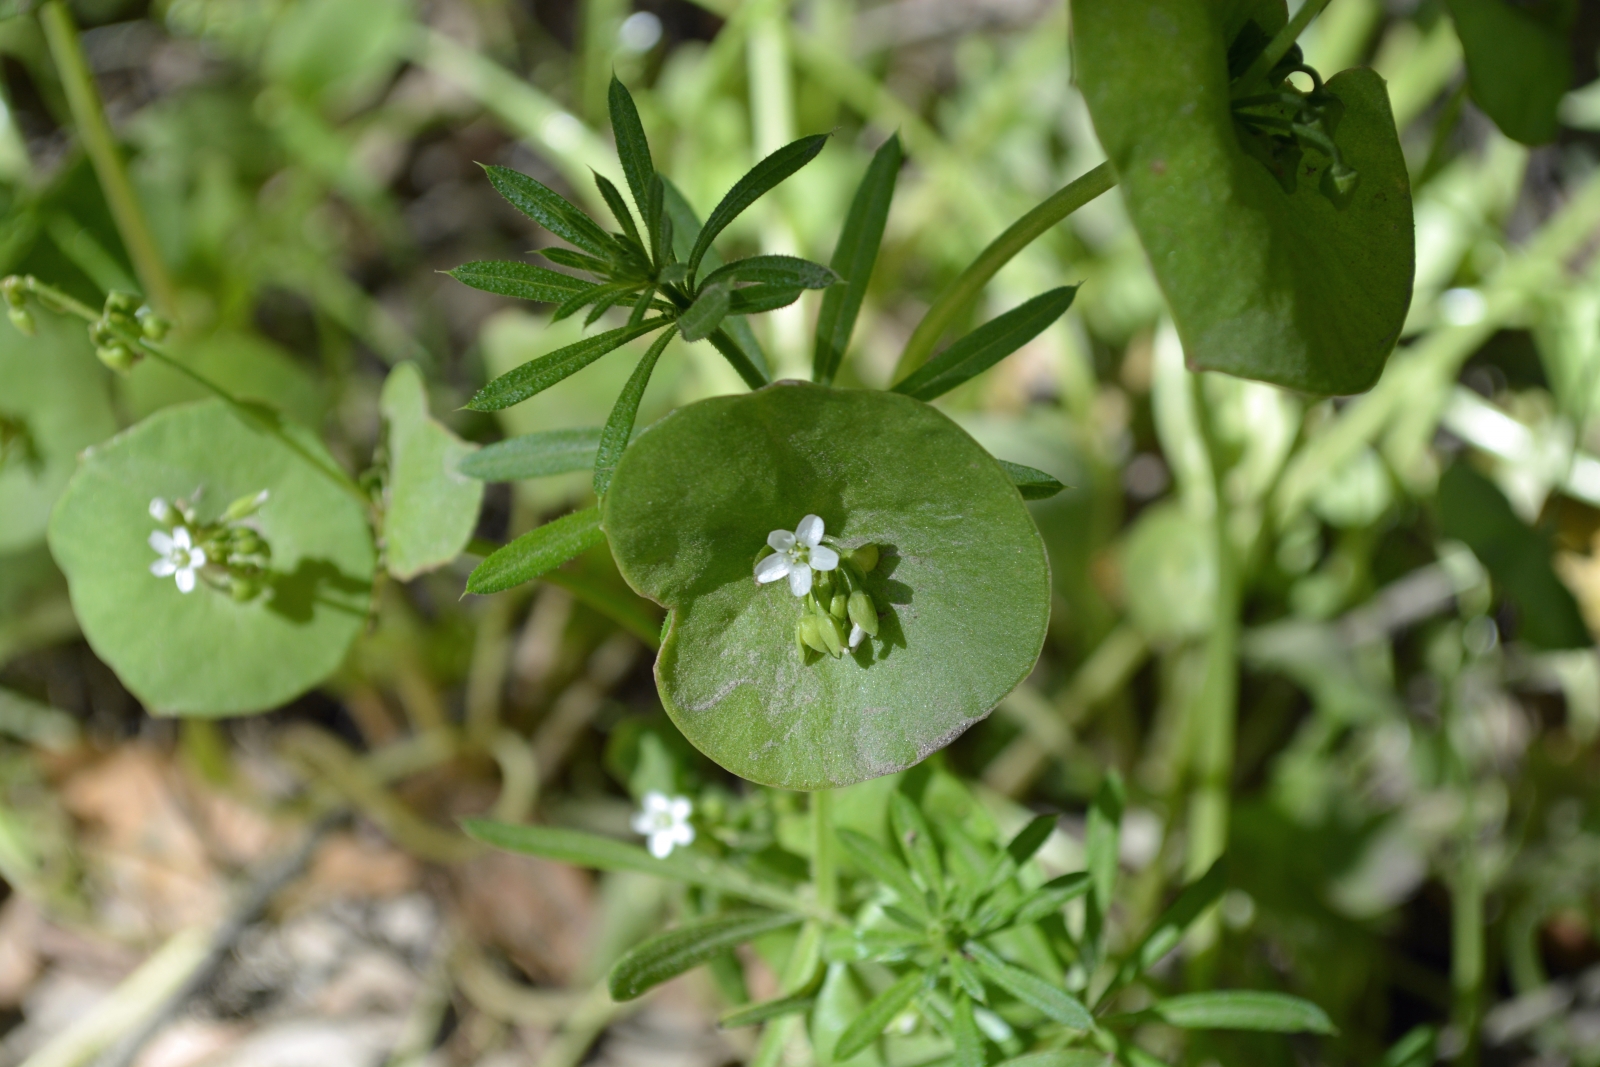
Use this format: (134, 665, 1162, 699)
(754, 515, 882, 660)
(147, 489, 273, 600)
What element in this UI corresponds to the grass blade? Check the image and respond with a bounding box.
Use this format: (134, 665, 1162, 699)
(457, 427, 602, 481)
(1153, 991, 1336, 1034)
(687, 133, 829, 282)
(465, 507, 604, 594)
(449, 261, 593, 303)
(998, 460, 1067, 500)
(466, 318, 668, 411)
(483, 165, 614, 260)
(814, 133, 902, 384)
(610, 910, 802, 1001)
(835, 971, 924, 1060)
(594, 325, 675, 498)
(892, 287, 1078, 402)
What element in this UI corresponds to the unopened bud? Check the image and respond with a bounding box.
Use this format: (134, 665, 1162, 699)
(849, 544, 879, 572)
(230, 575, 262, 602)
(798, 615, 831, 656)
(847, 591, 878, 636)
(1, 277, 24, 308)
(7, 306, 34, 336)
(96, 342, 136, 372)
(223, 489, 269, 522)
(820, 615, 845, 658)
(104, 291, 140, 317)
(830, 593, 848, 620)
(136, 306, 170, 340)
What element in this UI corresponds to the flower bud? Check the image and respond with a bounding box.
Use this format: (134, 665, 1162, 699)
(230, 575, 262, 602)
(136, 306, 170, 340)
(1, 276, 24, 308)
(104, 291, 140, 317)
(149, 497, 176, 524)
(223, 489, 270, 521)
(798, 615, 832, 656)
(847, 591, 879, 636)
(7, 306, 34, 336)
(849, 544, 879, 572)
(96, 342, 137, 372)
(830, 593, 848, 619)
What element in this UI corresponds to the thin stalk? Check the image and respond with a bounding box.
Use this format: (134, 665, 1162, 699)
(813, 789, 837, 914)
(38, 1, 177, 315)
(893, 162, 1115, 383)
(1230, 0, 1335, 99)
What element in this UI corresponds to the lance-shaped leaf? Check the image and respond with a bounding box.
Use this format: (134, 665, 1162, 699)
(815, 133, 901, 385)
(379, 364, 482, 579)
(602, 381, 1050, 789)
(609, 910, 802, 1000)
(950, 993, 984, 1067)
(538, 247, 611, 274)
(595, 171, 645, 251)
(834, 970, 924, 1060)
(687, 133, 830, 282)
(838, 828, 930, 922)
(1086, 771, 1124, 929)
(890, 791, 943, 901)
(1153, 991, 1336, 1034)
(1075, 0, 1413, 394)
(997, 461, 1065, 501)
(449, 261, 595, 304)
(965, 942, 1092, 1030)
(466, 507, 605, 595)
(467, 318, 668, 411)
(1006, 814, 1058, 868)
(720, 992, 816, 1029)
(701, 255, 839, 291)
(678, 282, 730, 343)
(458, 427, 603, 481)
(1006, 872, 1092, 929)
(1118, 857, 1228, 985)
(1446, 0, 1573, 145)
(553, 279, 638, 324)
(483, 164, 615, 261)
(594, 327, 676, 498)
(892, 288, 1077, 402)
(662, 177, 770, 381)
(726, 285, 806, 315)
(608, 76, 657, 230)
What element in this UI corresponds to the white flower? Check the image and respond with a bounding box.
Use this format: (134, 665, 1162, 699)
(754, 514, 840, 597)
(149, 526, 207, 594)
(631, 791, 695, 858)
(149, 497, 169, 521)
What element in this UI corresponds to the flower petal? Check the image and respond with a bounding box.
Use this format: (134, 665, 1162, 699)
(809, 545, 839, 571)
(647, 833, 672, 858)
(150, 559, 177, 578)
(148, 498, 168, 521)
(668, 796, 692, 820)
(189, 546, 208, 568)
(172, 527, 193, 551)
(788, 566, 813, 597)
(754, 553, 792, 584)
(643, 791, 669, 813)
(175, 567, 197, 594)
(767, 529, 797, 552)
(630, 811, 653, 835)
(796, 514, 825, 547)
(849, 623, 865, 649)
(149, 530, 175, 554)
(670, 823, 695, 848)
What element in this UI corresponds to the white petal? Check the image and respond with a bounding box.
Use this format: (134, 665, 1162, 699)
(755, 553, 792, 583)
(149, 530, 175, 554)
(670, 823, 695, 848)
(647, 833, 672, 858)
(148, 498, 168, 521)
(175, 568, 197, 593)
(630, 811, 654, 835)
(642, 791, 669, 813)
(849, 623, 865, 649)
(767, 529, 797, 552)
(796, 514, 824, 547)
(190, 546, 209, 568)
(171, 527, 193, 551)
(668, 796, 692, 820)
(788, 566, 813, 597)
(809, 545, 839, 571)
(150, 559, 177, 578)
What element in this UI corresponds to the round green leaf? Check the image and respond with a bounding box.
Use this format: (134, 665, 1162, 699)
(379, 363, 483, 579)
(48, 399, 375, 715)
(1075, 0, 1413, 395)
(602, 381, 1051, 789)
(0, 312, 118, 554)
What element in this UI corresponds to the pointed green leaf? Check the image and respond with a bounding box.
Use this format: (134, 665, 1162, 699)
(552, 280, 640, 324)
(1005, 814, 1058, 868)
(701, 255, 839, 291)
(483, 165, 615, 260)
(465, 507, 604, 595)
(1086, 771, 1124, 922)
(379, 364, 482, 579)
(662, 177, 770, 380)
(608, 76, 656, 226)
(467, 318, 668, 411)
(1446, 0, 1572, 145)
(950, 993, 984, 1067)
(726, 285, 806, 315)
(1008, 872, 1092, 929)
(458, 428, 602, 481)
(678, 282, 731, 343)
(997, 461, 1065, 501)
(834, 971, 924, 1060)
(609, 910, 802, 1001)
(815, 133, 901, 385)
(889, 792, 943, 901)
(1123, 857, 1227, 980)
(720, 992, 816, 1029)
(448, 261, 594, 304)
(1153, 991, 1335, 1034)
(593, 327, 675, 498)
(838, 828, 930, 921)
(537, 247, 612, 274)
(1075, 1, 1413, 394)
(893, 288, 1077, 402)
(595, 171, 645, 250)
(965, 942, 1092, 1030)
(687, 134, 830, 281)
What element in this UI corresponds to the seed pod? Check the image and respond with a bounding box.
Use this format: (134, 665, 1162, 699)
(816, 613, 844, 657)
(798, 615, 832, 656)
(7, 306, 34, 336)
(847, 591, 879, 636)
(230, 575, 262, 602)
(849, 544, 879, 572)
(830, 593, 848, 619)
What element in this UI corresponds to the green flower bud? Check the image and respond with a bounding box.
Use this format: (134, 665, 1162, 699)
(849, 543, 879, 572)
(847, 591, 879, 636)
(1, 276, 25, 308)
(830, 593, 848, 619)
(7, 306, 34, 336)
(223, 489, 270, 522)
(136, 306, 170, 340)
(104, 291, 141, 317)
(824, 616, 848, 657)
(230, 575, 262, 602)
(798, 614, 832, 656)
(815, 568, 833, 594)
(96, 343, 137, 373)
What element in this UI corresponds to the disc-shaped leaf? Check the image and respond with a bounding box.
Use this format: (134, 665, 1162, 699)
(47, 400, 374, 716)
(1446, 0, 1574, 145)
(1075, 0, 1413, 395)
(379, 364, 482, 579)
(602, 381, 1051, 789)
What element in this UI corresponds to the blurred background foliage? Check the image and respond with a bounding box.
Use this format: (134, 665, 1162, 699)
(3, 0, 1600, 1064)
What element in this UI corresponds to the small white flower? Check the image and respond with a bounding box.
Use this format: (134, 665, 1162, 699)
(849, 623, 866, 650)
(631, 791, 695, 858)
(149, 497, 169, 521)
(754, 514, 840, 597)
(149, 526, 207, 594)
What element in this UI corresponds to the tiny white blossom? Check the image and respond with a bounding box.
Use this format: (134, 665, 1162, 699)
(149, 526, 207, 594)
(149, 497, 169, 521)
(849, 623, 866, 650)
(631, 791, 695, 858)
(754, 514, 840, 597)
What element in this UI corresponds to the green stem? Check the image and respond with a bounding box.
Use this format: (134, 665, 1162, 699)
(893, 161, 1115, 383)
(38, 1, 177, 315)
(813, 788, 837, 913)
(1230, 0, 1335, 99)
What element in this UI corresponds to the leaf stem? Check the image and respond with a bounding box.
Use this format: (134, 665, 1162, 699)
(38, 1, 178, 316)
(893, 161, 1115, 383)
(1230, 0, 1335, 99)
(812, 788, 837, 914)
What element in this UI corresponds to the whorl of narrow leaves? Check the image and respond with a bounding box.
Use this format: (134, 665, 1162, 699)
(465, 507, 604, 594)
(608, 910, 802, 1000)
(815, 133, 902, 385)
(893, 287, 1078, 401)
